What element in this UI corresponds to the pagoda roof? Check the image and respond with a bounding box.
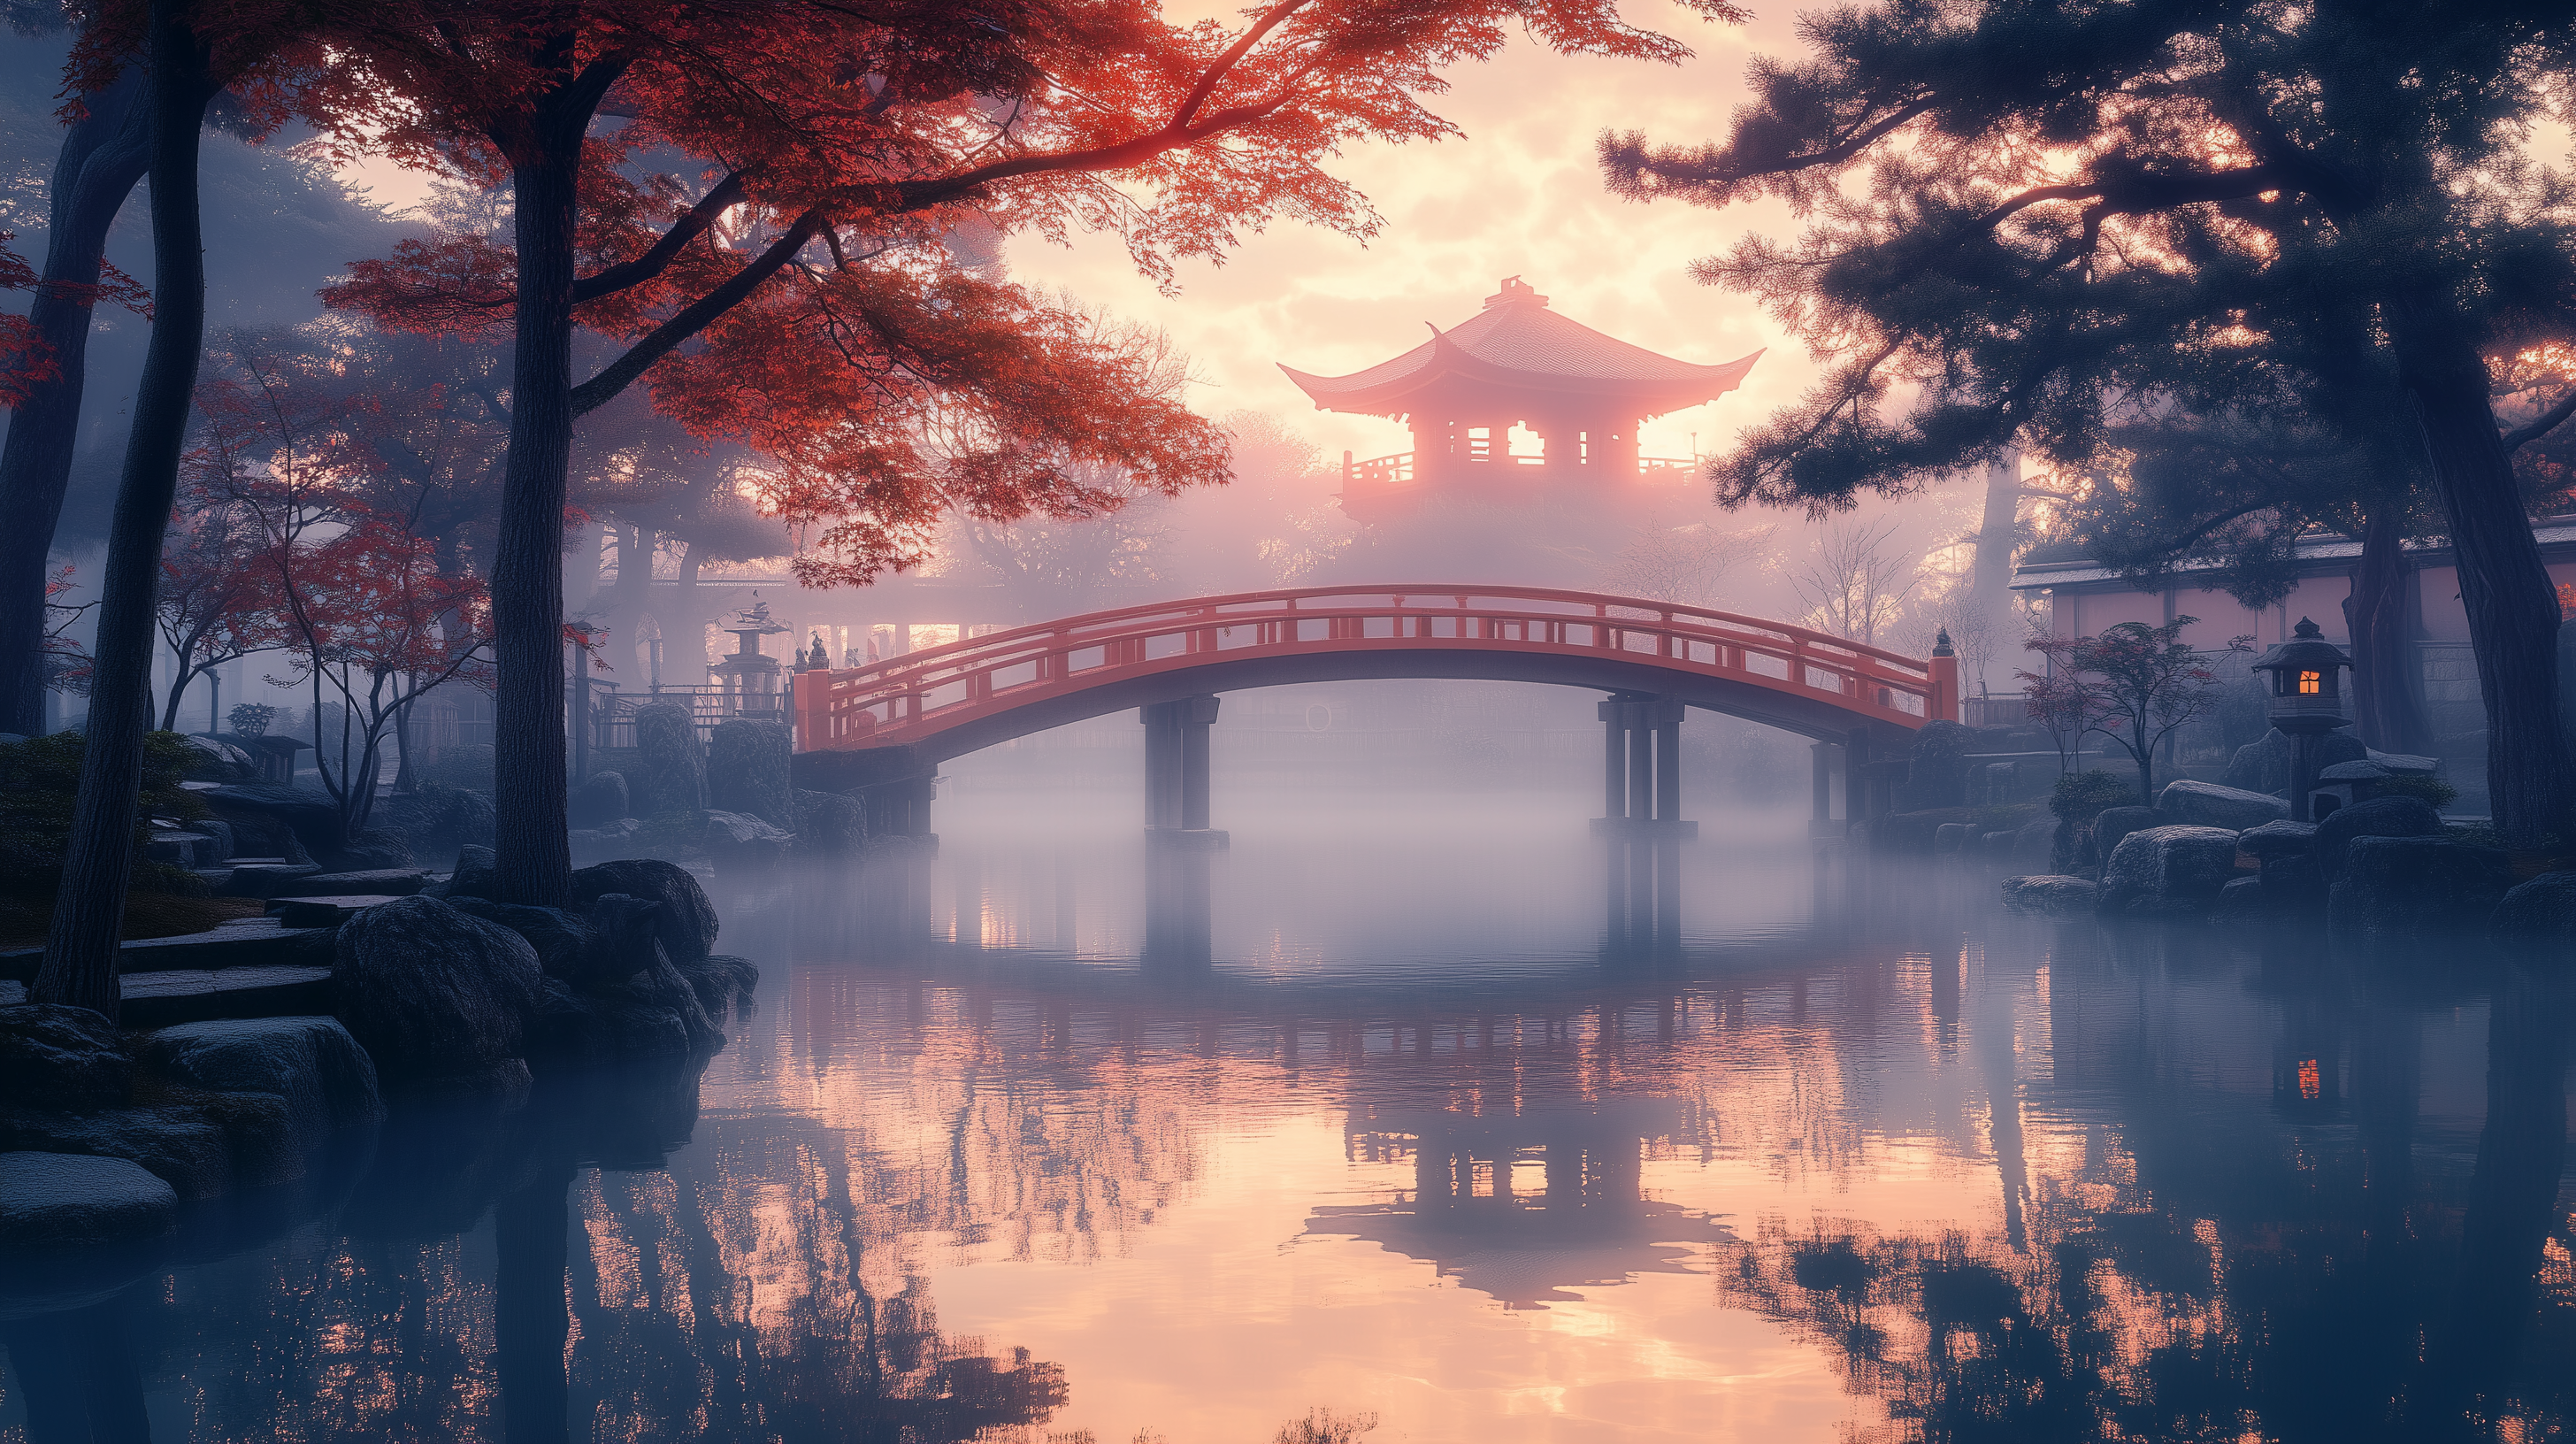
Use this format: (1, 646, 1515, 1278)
(1278, 278, 1761, 419)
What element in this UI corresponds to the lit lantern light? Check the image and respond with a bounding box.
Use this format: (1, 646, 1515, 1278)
(2250, 617, 2353, 822)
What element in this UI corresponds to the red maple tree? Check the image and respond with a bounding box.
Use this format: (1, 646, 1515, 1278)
(295, 0, 1736, 905)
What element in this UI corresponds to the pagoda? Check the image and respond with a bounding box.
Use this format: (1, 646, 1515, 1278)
(1278, 277, 1760, 521)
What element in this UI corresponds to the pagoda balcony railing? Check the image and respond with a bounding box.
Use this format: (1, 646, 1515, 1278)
(1345, 450, 1697, 484)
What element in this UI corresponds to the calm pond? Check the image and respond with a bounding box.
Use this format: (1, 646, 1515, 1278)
(4, 774, 2571, 1443)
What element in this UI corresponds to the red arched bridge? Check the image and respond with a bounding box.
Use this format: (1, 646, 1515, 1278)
(787, 585, 1960, 840)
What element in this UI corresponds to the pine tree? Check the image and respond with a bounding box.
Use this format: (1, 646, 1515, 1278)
(1603, 0, 2576, 839)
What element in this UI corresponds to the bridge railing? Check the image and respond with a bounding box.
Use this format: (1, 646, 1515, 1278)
(796, 585, 1951, 750)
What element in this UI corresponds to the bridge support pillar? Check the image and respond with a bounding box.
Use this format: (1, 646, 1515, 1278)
(1593, 695, 1694, 839)
(1142, 695, 1227, 846)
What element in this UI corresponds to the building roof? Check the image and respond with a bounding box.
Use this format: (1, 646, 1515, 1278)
(1278, 278, 1762, 419)
(2009, 517, 2576, 592)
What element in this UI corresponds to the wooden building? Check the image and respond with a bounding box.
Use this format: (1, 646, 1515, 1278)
(2008, 518, 2576, 738)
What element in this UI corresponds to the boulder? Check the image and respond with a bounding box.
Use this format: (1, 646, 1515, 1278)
(212, 810, 315, 869)
(530, 978, 694, 1067)
(375, 783, 496, 857)
(2098, 826, 2242, 914)
(134, 1017, 384, 1150)
(2212, 875, 2268, 912)
(2222, 726, 2368, 795)
(2492, 872, 2576, 940)
(1934, 822, 1975, 854)
(333, 895, 544, 1079)
(0, 1153, 176, 1248)
(182, 818, 236, 862)
(569, 770, 630, 829)
(430, 843, 502, 903)
(180, 734, 258, 783)
(2011, 818, 2062, 873)
(674, 953, 759, 1012)
(2091, 806, 2171, 862)
(2237, 819, 2319, 862)
(699, 809, 793, 864)
(338, 826, 417, 871)
(0, 1005, 130, 1113)
(199, 785, 345, 867)
(0, 1105, 234, 1200)
(570, 859, 719, 963)
(792, 788, 866, 856)
(2000, 875, 2100, 915)
(707, 718, 794, 828)
(583, 895, 722, 1042)
(2312, 795, 2445, 879)
(441, 897, 596, 978)
(288, 868, 428, 898)
(2157, 780, 2290, 832)
(568, 818, 646, 860)
(630, 703, 707, 815)
(2328, 836, 2511, 936)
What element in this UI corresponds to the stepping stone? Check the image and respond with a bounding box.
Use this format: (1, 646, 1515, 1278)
(0, 919, 334, 983)
(264, 895, 404, 927)
(147, 830, 206, 865)
(0, 965, 337, 1027)
(285, 869, 428, 898)
(0, 1153, 176, 1248)
(218, 863, 326, 899)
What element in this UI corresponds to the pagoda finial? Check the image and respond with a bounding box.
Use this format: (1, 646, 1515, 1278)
(1484, 275, 1547, 309)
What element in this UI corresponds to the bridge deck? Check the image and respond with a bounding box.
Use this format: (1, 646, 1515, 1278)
(794, 585, 1957, 754)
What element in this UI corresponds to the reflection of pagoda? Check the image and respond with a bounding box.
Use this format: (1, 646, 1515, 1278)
(1279, 277, 1762, 522)
(1306, 1102, 1734, 1309)
(708, 594, 792, 720)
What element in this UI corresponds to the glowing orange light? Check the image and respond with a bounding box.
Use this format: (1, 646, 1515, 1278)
(2297, 671, 2320, 695)
(2298, 1057, 2320, 1101)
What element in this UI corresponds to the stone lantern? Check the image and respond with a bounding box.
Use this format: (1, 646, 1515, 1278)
(708, 594, 792, 721)
(2251, 617, 2352, 822)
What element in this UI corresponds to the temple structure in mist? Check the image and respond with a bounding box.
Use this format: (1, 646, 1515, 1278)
(1278, 277, 1761, 522)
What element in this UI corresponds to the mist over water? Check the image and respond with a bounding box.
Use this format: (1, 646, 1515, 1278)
(5, 685, 2571, 1442)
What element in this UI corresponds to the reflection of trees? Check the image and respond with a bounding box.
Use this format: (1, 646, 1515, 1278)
(1711, 963, 2576, 1444)
(567, 1125, 1068, 1442)
(31, 1047, 1074, 1443)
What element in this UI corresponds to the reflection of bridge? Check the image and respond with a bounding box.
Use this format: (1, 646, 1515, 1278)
(791, 586, 1959, 840)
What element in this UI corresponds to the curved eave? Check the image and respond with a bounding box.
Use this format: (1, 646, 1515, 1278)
(1279, 345, 1763, 419)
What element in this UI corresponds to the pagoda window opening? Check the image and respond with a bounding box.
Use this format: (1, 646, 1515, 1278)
(1579, 431, 1591, 465)
(1468, 426, 1493, 461)
(1507, 423, 1545, 461)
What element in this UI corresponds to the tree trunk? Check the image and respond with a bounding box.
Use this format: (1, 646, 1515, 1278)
(2131, 720, 2154, 807)
(0, 64, 151, 737)
(1966, 451, 2021, 696)
(2389, 302, 2572, 840)
(33, 2, 207, 1018)
(2342, 505, 2432, 755)
(489, 87, 588, 909)
(159, 663, 191, 732)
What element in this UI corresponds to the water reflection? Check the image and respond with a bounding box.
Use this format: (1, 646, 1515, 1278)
(3, 794, 2570, 1442)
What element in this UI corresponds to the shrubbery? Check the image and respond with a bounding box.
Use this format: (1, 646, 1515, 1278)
(0, 731, 213, 903)
(2050, 769, 2134, 826)
(2377, 774, 2458, 810)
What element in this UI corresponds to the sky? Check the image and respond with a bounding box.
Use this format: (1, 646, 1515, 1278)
(334, 2, 1824, 472)
(1000, 2, 1822, 470)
